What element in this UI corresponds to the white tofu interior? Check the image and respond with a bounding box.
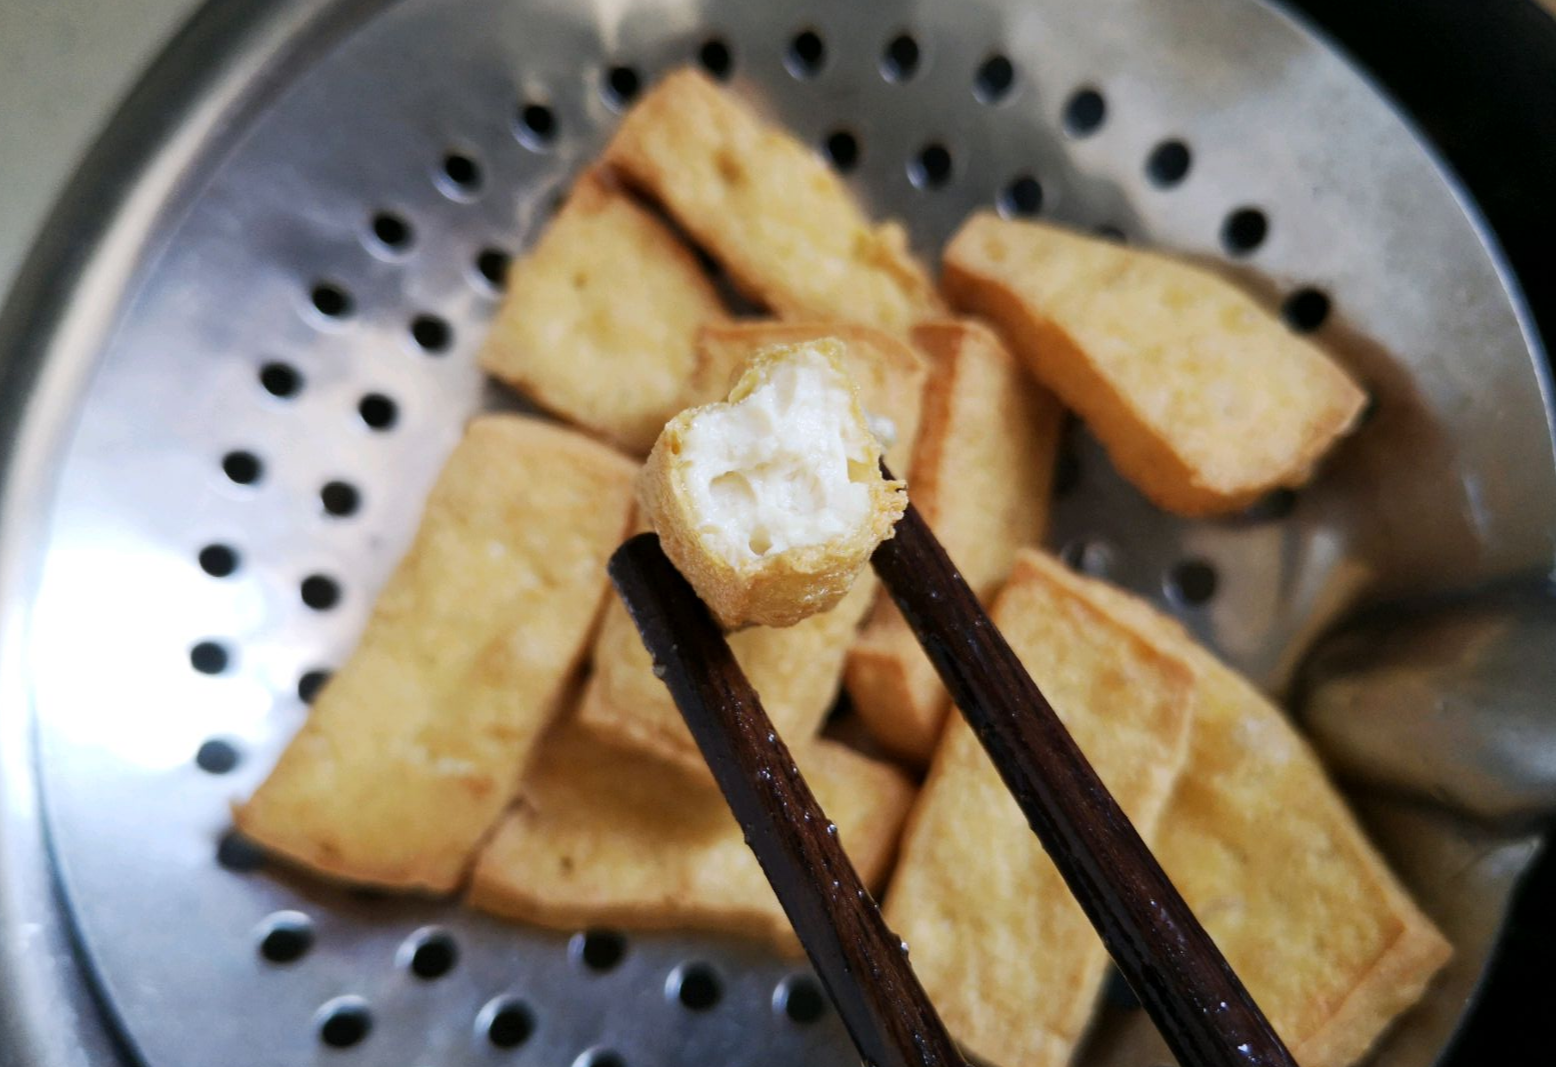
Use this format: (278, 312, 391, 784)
(681, 346, 877, 562)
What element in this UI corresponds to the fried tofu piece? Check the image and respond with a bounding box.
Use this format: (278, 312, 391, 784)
(1055, 571, 1452, 1067)
(478, 172, 727, 454)
(578, 572, 877, 783)
(883, 550, 1195, 1067)
(692, 321, 929, 478)
(642, 339, 906, 629)
(468, 726, 914, 949)
(942, 214, 1366, 515)
(603, 68, 944, 334)
(235, 417, 638, 892)
(846, 321, 1062, 762)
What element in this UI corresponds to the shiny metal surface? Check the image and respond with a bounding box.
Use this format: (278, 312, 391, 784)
(0, 0, 1552, 1065)
(1298, 585, 1556, 829)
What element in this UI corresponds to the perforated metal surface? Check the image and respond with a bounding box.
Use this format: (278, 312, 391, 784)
(2, 0, 1554, 1065)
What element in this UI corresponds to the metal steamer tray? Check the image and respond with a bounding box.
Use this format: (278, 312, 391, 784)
(1, 0, 1553, 1065)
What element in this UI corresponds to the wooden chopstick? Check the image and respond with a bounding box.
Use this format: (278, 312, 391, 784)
(609, 532, 968, 1067)
(871, 488, 1298, 1067)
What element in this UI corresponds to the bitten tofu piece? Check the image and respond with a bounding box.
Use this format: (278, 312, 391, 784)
(692, 321, 929, 478)
(1054, 569, 1452, 1067)
(478, 172, 727, 454)
(846, 320, 1062, 763)
(883, 550, 1195, 1067)
(578, 575, 877, 783)
(603, 68, 944, 334)
(235, 417, 638, 892)
(468, 726, 914, 950)
(642, 339, 906, 629)
(942, 214, 1366, 515)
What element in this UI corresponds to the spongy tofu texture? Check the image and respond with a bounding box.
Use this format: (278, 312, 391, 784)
(478, 173, 727, 454)
(235, 416, 638, 892)
(604, 68, 944, 334)
(468, 727, 914, 949)
(883, 550, 1194, 1067)
(943, 214, 1366, 514)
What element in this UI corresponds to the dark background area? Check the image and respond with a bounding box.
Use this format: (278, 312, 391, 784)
(1283, 0, 1555, 1061)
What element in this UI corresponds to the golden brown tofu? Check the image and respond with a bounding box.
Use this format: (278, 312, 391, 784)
(942, 214, 1366, 515)
(1054, 568, 1452, 1067)
(603, 68, 944, 334)
(883, 550, 1195, 1067)
(691, 321, 929, 479)
(235, 417, 638, 892)
(846, 320, 1062, 762)
(468, 726, 914, 950)
(478, 172, 728, 454)
(642, 339, 906, 629)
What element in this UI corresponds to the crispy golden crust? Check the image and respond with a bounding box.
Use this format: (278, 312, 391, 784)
(641, 339, 906, 629)
(467, 726, 914, 950)
(578, 573, 878, 784)
(234, 417, 638, 892)
(845, 320, 1062, 763)
(882, 551, 1195, 1067)
(692, 321, 929, 477)
(942, 214, 1367, 516)
(1038, 558, 1451, 1067)
(477, 171, 727, 455)
(602, 68, 943, 334)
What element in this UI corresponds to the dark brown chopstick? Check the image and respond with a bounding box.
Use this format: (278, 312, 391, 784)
(609, 533, 968, 1067)
(871, 487, 1298, 1067)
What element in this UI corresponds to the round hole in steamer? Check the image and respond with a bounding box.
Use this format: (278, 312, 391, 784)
(438, 152, 483, 198)
(258, 911, 314, 964)
(480, 996, 536, 1049)
(998, 174, 1043, 218)
(822, 129, 860, 173)
(358, 393, 398, 431)
(1063, 87, 1107, 136)
(907, 142, 953, 189)
(786, 28, 826, 78)
(973, 53, 1015, 103)
(573, 1049, 627, 1067)
(775, 973, 828, 1024)
(196, 738, 241, 774)
(259, 361, 302, 399)
(603, 65, 641, 109)
(1145, 139, 1192, 187)
(475, 248, 511, 291)
(1221, 206, 1269, 256)
(570, 928, 628, 972)
(1166, 558, 1219, 605)
(309, 282, 353, 319)
(1282, 287, 1331, 333)
(317, 997, 372, 1048)
(1094, 223, 1127, 243)
(321, 480, 360, 517)
(517, 102, 558, 151)
(190, 640, 230, 675)
(301, 574, 342, 611)
(669, 961, 723, 1011)
(221, 449, 263, 485)
(880, 33, 920, 82)
(370, 211, 413, 251)
(297, 668, 331, 704)
(698, 37, 734, 80)
(198, 543, 240, 578)
(401, 927, 459, 979)
(410, 313, 452, 353)
(216, 829, 265, 872)
(1059, 538, 1114, 578)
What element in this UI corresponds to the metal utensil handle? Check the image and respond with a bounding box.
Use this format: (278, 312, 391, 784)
(610, 533, 968, 1067)
(872, 494, 1297, 1067)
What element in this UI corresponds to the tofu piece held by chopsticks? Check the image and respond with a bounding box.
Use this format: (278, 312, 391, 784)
(479, 172, 728, 455)
(846, 320, 1062, 763)
(942, 214, 1366, 516)
(603, 68, 945, 334)
(884, 549, 1195, 1067)
(235, 417, 638, 893)
(468, 725, 914, 951)
(1061, 570, 1452, 1067)
(642, 338, 906, 630)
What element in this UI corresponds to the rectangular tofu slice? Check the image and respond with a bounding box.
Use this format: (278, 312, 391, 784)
(577, 573, 877, 783)
(1057, 572, 1452, 1067)
(846, 320, 1062, 763)
(942, 214, 1366, 516)
(478, 172, 727, 454)
(603, 68, 944, 334)
(468, 726, 914, 950)
(692, 321, 930, 478)
(883, 550, 1195, 1067)
(235, 417, 638, 892)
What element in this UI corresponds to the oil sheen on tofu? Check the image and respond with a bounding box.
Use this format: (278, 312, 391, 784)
(641, 338, 906, 629)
